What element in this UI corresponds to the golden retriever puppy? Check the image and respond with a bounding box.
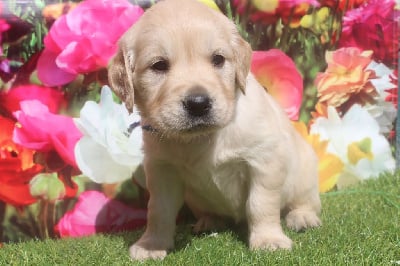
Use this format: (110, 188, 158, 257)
(109, 0, 321, 260)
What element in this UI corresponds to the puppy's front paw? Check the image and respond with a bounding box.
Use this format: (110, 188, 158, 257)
(129, 243, 167, 261)
(249, 231, 293, 251)
(285, 209, 321, 232)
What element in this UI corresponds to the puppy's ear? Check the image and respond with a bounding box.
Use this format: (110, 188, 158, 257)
(233, 35, 252, 94)
(108, 45, 135, 111)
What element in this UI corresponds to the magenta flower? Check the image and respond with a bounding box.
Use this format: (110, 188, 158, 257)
(339, 0, 399, 66)
(12, 100, 82, 168)
(251, 49, 303, 120)
(37, 0, 144, 86)
(55, 190, 147, 237)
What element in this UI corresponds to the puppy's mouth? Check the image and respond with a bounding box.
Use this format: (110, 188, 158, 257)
(181, 120, 219, 134)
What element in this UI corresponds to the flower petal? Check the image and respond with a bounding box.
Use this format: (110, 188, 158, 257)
(75, 136, 135, 184)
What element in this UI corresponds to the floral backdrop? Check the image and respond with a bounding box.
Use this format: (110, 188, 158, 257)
(0, 0, 398, 243)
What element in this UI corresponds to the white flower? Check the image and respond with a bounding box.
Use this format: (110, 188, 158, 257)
(310, 105, 395, 188)
(74, 86, 144, 184)
(365, 61, 397, 135)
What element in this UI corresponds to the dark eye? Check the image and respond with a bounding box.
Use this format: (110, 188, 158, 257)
(151, 59, 169, 72)
(212, 54, 225, 68)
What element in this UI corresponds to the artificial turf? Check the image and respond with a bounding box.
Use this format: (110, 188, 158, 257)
(1, 172, 399, 265)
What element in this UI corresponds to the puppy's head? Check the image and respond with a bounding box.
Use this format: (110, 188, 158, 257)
(109, 0, 252, 139)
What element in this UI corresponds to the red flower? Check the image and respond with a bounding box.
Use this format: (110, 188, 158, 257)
(251, 49, 303, 120)
(0, 85, 66, 116)
(385, 71, 398, 108)
(320, 0, 367, 11)
(37, 0, 144, 86)
(338, 0, 399, 67)
(0, 116, 42, 206)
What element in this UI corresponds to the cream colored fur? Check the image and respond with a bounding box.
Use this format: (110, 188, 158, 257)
(108, 0, 321, 261)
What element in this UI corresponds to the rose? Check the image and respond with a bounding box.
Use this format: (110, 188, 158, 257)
(251, 49, 303, 120)
(37, 0, 144, 86)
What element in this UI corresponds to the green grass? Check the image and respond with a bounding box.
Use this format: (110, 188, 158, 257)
(1, 173, 399, 265)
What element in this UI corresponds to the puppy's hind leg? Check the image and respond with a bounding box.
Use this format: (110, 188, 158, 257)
(285, 149, 321, 232)
(285, 137, 322, 232)
(129, 163, 184, 261)
(285, 193, 321, 232)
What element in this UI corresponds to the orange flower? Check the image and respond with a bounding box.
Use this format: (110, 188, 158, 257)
(309, 102, 328, 125)
(0, 116, 42, 206)
(42, 2, 77, 22)
(293, 122, 343, 192)
(315, 47, 378, 112)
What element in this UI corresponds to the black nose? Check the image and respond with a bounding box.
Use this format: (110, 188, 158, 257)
(183, 93, 212, 117)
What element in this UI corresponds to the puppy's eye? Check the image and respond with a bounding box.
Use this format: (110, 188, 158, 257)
(151, 59, 169, 72)
(212, 54, 225, 68)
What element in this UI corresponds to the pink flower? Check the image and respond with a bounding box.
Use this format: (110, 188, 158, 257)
(338, 0, 399, 66)
(37, 0, 144, 86)
(12, 100, 82, 168)
(0, 85, 66, 115)
(251, 49, 303, 120)
(55, 190, 147, 237)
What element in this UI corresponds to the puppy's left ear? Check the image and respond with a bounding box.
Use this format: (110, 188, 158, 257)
(233, 35, 252, 94)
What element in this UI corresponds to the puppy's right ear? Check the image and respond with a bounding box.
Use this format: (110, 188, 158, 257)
(108, 46, 135, 112)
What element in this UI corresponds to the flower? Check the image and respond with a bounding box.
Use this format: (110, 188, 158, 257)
(338, 0, 399, 66)
(251, 49, 303, 120)
(42, 2, 77, 22)
(363, 61, 397, 135)
(293, 121, 344, 192)
(233, 0, 320, 26)
(37, 0, 144, 86)
(54, 190, 146, 237)
(74, 86, 144, 185)
(315, 47, 378, 112)
(12, 100, 82, 168)
(0, 116, 42, 206)
(197, 0, 220, 11)
(310, 105, 395, 189)
(0, 85, 66, 116)
(320, 0, 367, 11)
(0, 2, 10, 56)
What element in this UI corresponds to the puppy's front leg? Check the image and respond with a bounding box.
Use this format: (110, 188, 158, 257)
(247, 160, 293, 251)
(130, 162, 184, 261)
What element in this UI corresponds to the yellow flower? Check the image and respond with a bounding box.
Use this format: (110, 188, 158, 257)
(197, 0, 220, 11)
(251, 0, 279, 12)
(293, 122, 344, 192)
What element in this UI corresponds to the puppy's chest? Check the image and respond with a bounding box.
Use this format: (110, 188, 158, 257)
(174, 147, 250, 220)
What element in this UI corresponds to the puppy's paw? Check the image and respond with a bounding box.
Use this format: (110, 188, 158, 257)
(285, 209, 321, 232)
(129, 243, 167, 261)
(249, 231, 293, 251)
